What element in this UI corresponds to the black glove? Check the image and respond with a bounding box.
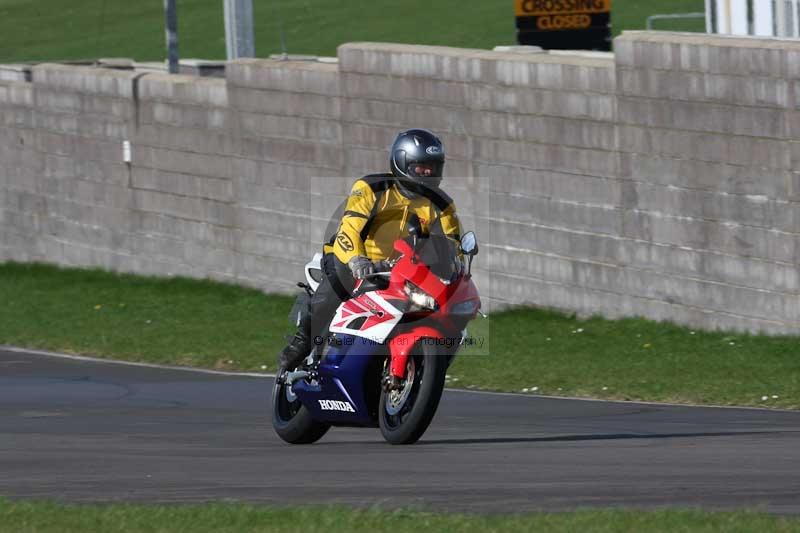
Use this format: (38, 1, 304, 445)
(348, 256, 374, 280)
(373, 259, 393, 273)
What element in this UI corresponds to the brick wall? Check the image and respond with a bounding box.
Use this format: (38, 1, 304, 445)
(1, 31, 797, 334)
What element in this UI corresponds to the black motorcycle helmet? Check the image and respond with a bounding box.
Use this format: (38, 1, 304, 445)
(389, 129, 445, 191)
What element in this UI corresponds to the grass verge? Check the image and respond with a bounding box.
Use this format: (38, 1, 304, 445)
(0, 261, 797, 409)
(0, 0, 705, 64)
(1, 500, 799, 533)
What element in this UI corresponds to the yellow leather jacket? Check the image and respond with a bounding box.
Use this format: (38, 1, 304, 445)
(323, 174, 462, 264)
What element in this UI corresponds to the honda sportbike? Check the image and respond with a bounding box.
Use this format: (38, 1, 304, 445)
(272, 224, 481, 445)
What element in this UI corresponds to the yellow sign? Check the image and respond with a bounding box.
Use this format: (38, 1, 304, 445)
(515, 0, 611, 17)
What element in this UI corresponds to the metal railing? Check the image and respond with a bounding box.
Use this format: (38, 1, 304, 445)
(646, 12, 707, 31)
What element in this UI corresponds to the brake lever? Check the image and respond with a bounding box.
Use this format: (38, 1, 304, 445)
(363, 272, 391, 278)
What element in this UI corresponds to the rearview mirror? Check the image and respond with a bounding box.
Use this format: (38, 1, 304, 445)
(461, 231, 478, 256)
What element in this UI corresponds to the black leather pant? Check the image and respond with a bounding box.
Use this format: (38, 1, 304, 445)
(304, 253, 356, 347)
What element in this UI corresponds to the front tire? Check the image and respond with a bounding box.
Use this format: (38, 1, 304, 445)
(272, 373, 330, 444)
(379, 341, 447, 445)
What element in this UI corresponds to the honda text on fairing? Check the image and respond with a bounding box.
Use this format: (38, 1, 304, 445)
(272, 218, 481, 445)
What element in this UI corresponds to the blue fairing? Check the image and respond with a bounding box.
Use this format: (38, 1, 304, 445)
(292, 334, 384, 426)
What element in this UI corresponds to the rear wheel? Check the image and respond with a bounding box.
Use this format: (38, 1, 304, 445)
(379, 340, 447, 445)
(272, 372, 330, 444)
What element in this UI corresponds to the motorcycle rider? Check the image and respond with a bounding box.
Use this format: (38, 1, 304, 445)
(278, 128, 462, 373)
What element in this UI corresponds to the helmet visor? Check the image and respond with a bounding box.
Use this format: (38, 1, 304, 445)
(407, 162, 443, 179)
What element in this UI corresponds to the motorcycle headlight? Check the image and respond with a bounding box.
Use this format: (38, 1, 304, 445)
(403, 281, 438, 311)
(450, 300, 478, 315)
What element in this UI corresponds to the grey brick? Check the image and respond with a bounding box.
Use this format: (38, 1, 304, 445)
(134, 146, 231, 179)
(240, 113, 341, 144)
(138, 101, 229, 130)
(341, 98, 470, 135)
(487, 217, 622, 264)
(618, 67, 790, 108)
(229, 87, 341, 118)
(238, 206, 311, 239)
(616, 32, 788, 77)
(236, 252, 309, 289)
(631, 182, 798, 231)
(618, 125, 789, 169)
(472, 138, 617, 178)
(622, 210, 796, 263)
(230, 158, 332, 188)
(618, 240, 800, 293)
(618, 152, 791, 197)
(235, 181, 311, 215)
(227, 59, 340, 96)
(139, 74, 227, 106)
(477, 164, 621, 205)
(129, 211, 236, 248)
(344, 147, 385, 175)
(473, 112, 616, 150)
(342, 72, 469, 107)
(134, 124, 235, 155)
(467, 85, 615, 121)
(618, 95, 787, 138)
(132, 167, 233, 201)
(132, 189, 234, 226)
(237, 230, 311, 261)
(0, 81, 34, 106)
(184, 241, 236, 275)
(32, 64, 138, 97)
(487, 193, 621, 235)
(238, 137, 344, 169)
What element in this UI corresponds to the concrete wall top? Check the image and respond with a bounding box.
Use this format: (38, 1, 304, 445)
(31, 64, 139, 97)
(138, 74, 227, 107)
(616, 30, 799, 77)
(226, 59, 340, 95)
(618, 30, 800, 49)
(339, 42, 615, 67)
(338, 42, 615, 91)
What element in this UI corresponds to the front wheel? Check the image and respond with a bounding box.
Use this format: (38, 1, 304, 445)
(272, 373, 330, 444)
(379, 341, 448, 445)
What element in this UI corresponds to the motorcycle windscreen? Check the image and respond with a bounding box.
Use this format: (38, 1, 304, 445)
(411, 234, 463, 282)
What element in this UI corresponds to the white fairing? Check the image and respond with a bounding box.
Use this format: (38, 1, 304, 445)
(328, 292, 404, 344)
(305, 253, 323, 292)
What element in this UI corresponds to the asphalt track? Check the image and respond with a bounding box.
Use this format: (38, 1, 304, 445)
(2, 348, 800, 513)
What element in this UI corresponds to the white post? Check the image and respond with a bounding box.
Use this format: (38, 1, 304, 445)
(224, 0, 255, 60)
(730, 0, 750, 33)
(714, 0, 731, 32)
(776, 0, 788, 35)
(705, 0, 714, 32)
(753, 0, 775, 35)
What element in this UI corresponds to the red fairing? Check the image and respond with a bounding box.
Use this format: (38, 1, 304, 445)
(388, 326, 443, 378)
(382, 239, 481, 378)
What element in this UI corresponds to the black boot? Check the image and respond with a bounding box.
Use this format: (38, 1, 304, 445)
(278, 331, 311, 371)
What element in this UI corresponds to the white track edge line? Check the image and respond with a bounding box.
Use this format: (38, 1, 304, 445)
(0, 345, 275, 378)
(2, 345, 796, 414)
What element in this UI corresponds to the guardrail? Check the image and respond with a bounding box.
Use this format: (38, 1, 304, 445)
(646, 12, 706, 31)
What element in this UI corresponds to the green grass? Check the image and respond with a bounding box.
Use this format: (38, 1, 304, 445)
(2, 500, 800, 533)
(1, 261, 798, 409)
(0, 262, 288, 371)
(0, 0, 705, 64)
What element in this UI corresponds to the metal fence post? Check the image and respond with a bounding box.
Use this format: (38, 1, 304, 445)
(164, 0, 179, 74)
(224, 0, 256, 60)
